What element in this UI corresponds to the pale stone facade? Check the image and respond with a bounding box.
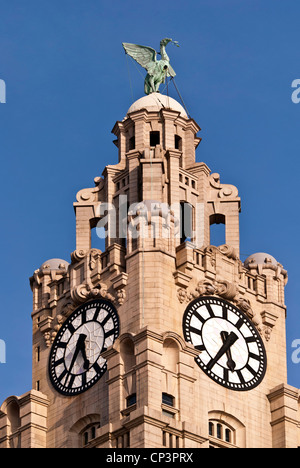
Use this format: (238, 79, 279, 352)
(0, 93, 299, 448)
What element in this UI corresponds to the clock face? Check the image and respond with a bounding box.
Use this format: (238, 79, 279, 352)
(183, 296, 267, 391)
(49, 299, 120, 396)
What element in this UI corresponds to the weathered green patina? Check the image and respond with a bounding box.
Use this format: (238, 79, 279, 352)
(123, 38, 179, 95)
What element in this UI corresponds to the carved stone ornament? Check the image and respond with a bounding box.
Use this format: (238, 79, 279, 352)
(209, 173, 239, 199)
(71, 282, 115, 305)
(75, 177, 104, 203)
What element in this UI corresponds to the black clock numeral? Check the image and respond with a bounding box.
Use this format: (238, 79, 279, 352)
(249, 352, 260, 361)
(236, 370, 245, 384)
(104, 328, 115, 339)
(189, 326, 202, 337)
(222, 306, 228, 320)
(195, 344, 206, 352)
(194, 310, 206, 324)
(101, 313, 113, 328)
(57, 369, 68, 383)
(68, 323, 76, 334)
(245, 364, 257, 377)
(81, 309, 86, 324)
(235, 318, 244, 330)
(206, 304, 215, 318)
(54, 358, 65, 367)
(93, 362, 102, 375)
(245, 336, 256, 343)
(67, 374, 76, 389)
(57, 342, 67, 349)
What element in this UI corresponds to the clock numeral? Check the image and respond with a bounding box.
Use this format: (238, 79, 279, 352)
(245, 336, 257, 344)
(245, 364, 257, 377)
(249, 352, 260, 361)
(195, 344, 205, 352)
(235, 318, 244, 330)
(57, 369, 68, 383)
(206, 304, 215, 318)
(194, 311, 206, 324)
(101, 313, 112, 328)
(189, 326, 202, 337)
(236, 370, 245, 384)
(57, 342, 67, 349)
(67, 374, 76, 389)
(54, 358, 65, 367)
(93, 362, 102, 375)
(222, 306, 228, 320)
(81, 310, 86, 324)
(104, 328, 115, 339)
(68, 323, 76, 335)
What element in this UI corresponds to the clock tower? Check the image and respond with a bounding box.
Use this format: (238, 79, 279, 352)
(0, 90, 299, 449)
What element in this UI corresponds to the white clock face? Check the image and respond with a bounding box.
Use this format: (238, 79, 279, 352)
(49, 299, 120, 396)
(183, 297, 267, 391)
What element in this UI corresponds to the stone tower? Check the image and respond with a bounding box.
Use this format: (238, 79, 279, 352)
(0, 92, 299, 449)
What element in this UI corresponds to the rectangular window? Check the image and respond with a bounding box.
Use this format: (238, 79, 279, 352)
(150, 131, 160, 147)
(162, 393, 174, 407)
(126, 393, 137, 407)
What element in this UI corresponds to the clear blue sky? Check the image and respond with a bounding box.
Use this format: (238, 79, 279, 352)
(1, 0, 300, 403)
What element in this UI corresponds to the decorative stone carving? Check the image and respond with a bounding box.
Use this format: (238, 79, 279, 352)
(71, 249, 87, 262)
(205, 244, 239, 261)
(71, 282, 115, 305)
(209, 173, 239, 199)
(116, 289, 126, 305)
(75, 177, 104, 203)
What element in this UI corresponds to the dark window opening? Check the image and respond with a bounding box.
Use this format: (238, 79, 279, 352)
(129, 136, 135, 150)
(180, 202, 193, 244)
(162, 393, 174, 407)
(150, 131, 160, 147)
(126, 393, 137, 408)
(225, 428, 231, 443)
(175, 135, 182, 150)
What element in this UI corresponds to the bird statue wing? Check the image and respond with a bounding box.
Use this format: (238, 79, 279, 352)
(167, 64, 176, 78)
(122, 43, 157, 72)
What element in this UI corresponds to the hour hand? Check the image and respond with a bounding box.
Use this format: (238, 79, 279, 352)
(207, 331, 239, 371)
(220, 331, 236, 372)
(69, 334, 90, 373)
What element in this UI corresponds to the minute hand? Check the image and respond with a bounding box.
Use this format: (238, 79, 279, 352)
(207, 332, 239, 371)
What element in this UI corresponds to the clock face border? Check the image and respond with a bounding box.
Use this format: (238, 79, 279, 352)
(48, 299, 120, 397)
(182, 296, 267, 392)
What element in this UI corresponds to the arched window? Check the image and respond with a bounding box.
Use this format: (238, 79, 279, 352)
(208, 419, 235, 448)
(7, 400, 20, 434)
(82, 423, 100, 447)
(120, 338, 135, 373)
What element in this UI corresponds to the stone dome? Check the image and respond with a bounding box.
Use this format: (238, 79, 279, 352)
(244, 252, 278, 269)
(127, 93, 188, 118)
(40, 258, 69, 271)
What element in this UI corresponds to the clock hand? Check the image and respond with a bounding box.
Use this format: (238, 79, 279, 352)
(67, 334, 90, 377)
(220, 331, 236, 372)
(207, 331, 239, 371)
